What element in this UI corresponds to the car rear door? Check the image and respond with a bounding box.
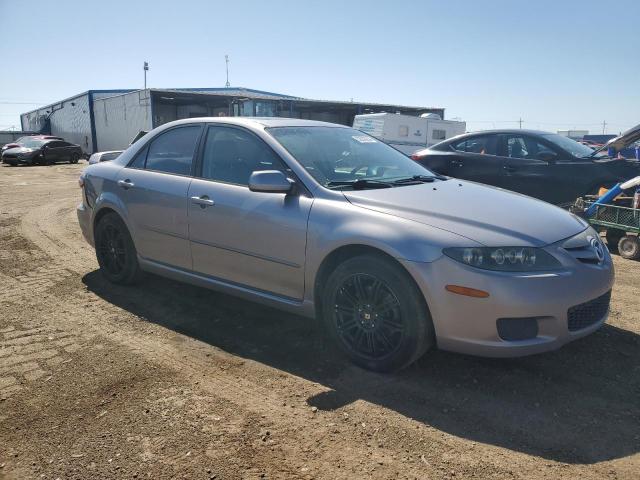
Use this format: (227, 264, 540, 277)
(58, 142, 74, 161)
(446, 134, 503, 187)
(115, 124, 203, 270)
(187, 125, 312, 300)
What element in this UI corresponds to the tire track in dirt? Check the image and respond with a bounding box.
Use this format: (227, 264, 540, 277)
(0, 324, 81, 400)
(11, 185, 516, 479)
(4, 165, 638, 479)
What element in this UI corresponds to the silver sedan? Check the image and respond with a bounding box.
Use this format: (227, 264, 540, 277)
(77, 118, 614, 372)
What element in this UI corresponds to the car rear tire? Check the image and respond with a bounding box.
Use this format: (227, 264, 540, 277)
(618, 235, 640, 260)
(321, 254, 434, 372)
(95, 213, 143, 284)
(70, 153, 80, 164)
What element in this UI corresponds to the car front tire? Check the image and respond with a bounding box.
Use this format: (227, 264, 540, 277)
(321, 254, 434, 372)
(95, 213, 143, 284)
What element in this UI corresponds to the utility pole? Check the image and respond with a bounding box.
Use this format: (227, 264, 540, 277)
(518, 117, 523, 129)
(143, 61, 149, 89)
(602, 120, 607, 134)
(225, 55, 230, 88)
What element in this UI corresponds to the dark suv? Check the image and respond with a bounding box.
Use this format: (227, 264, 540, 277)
(411, 127, 640, 205)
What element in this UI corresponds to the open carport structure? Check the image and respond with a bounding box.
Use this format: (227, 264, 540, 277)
(22, 87, 444, 153)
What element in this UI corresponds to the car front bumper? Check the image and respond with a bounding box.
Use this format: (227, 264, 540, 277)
(400, 249, 615, 357)
(2, 156, 29, 165)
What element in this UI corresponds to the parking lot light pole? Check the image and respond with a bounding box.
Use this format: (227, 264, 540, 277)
(144, 61, 149, 90)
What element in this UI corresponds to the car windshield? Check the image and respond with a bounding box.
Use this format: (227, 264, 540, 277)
(268, 126, 436, 189)
(541, 133, 607, 158)
(21, 139, 46, 148)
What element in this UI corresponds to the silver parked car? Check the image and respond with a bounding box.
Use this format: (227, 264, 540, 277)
(77, 118, 614, 372)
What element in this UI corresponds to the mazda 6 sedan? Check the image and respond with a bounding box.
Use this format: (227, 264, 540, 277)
(77, 118, 614, 372)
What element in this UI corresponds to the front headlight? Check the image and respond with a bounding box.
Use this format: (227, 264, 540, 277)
(443, 247, 561, 272)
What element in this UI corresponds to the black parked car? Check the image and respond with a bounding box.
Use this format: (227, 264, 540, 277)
(2, 138, 83, 166)
(411, 126, 640, 205)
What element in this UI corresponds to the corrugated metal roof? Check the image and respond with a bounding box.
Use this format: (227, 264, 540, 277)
(21, 89, 135, 116)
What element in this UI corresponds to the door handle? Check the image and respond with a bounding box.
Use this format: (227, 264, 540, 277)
(117, 179, 135, 189)
(191, 195, 215, 208)
(503, 165, 517, 173)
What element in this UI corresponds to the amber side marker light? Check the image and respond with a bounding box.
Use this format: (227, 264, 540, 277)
(445, 285, 490, 298)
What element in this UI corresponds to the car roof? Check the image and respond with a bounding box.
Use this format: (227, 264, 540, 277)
(167, 117, 349, 129)
(460, 129, 555, 137)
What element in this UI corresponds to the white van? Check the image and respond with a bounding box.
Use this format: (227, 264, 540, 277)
(353, 113, 466, 155)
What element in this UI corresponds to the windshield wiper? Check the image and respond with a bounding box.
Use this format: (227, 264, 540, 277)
(392, 174, 448, 184)
(326, 179, 393, 190)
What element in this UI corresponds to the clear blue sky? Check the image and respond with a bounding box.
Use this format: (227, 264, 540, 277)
(1, 0, 638, 134)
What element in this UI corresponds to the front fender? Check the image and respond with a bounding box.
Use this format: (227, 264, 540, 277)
(304, 197, 476, 303)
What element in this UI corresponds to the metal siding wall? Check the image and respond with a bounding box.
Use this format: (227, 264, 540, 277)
(19, 94, 93, 153)
(93, 91, 152, 152)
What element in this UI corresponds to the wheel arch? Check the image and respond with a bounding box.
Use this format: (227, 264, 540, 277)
(312, 244, 428, 319)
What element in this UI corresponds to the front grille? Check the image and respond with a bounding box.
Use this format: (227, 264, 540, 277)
(567, 290, 611, 331)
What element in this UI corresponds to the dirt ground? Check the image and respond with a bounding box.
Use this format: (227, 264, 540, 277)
(0, 162, 638, 480)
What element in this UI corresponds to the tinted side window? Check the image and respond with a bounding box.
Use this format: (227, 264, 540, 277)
(200, 126, 287, 185)
(128, 145, 148, 169)
(48, 141, 63, 148)
(452, 135, 497, 155)
(145, 126, 201, 175)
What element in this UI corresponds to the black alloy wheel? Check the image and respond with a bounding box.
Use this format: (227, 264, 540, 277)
(95, 213, 143, 284)
(322, 254, 434, 372)
(97, 223, 127, 276)
(334, 273, 405, 360)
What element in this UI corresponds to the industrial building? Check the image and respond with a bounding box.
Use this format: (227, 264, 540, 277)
(20, 87, 445, 153)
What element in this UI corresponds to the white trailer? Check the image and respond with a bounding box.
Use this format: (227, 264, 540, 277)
(353, 113, 466, 155)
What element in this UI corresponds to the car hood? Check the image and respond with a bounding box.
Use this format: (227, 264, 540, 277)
(342, 180, 587, 247)
(2, 147, 35, 155)
(599, 123, 640, 152)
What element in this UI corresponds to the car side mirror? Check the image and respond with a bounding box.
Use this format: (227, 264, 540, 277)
(537, 151, 558, 163)
(248, 170, 295, 194)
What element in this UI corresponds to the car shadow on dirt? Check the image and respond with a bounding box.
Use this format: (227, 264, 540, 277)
(82, 270, 640, 465)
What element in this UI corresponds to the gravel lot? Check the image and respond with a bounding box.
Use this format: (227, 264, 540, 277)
(0, 162, 638, 479)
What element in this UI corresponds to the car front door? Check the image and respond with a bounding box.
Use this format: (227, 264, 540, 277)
(497, 134, 583, 204)
(447, 134, 503, 187)
(116, 124, 203, 270)
(188, 125, 312, 300)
